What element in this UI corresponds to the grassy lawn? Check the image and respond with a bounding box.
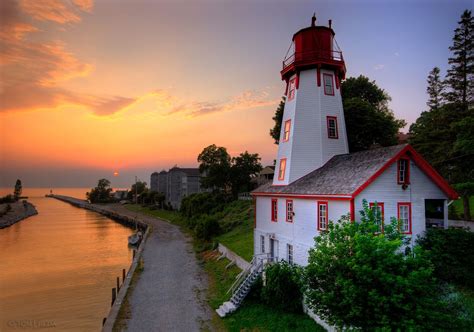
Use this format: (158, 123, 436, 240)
(452, 196, 474, 219)
(214, 200, 254, 261)
(201, 250, 324, 332)
(216, 221, 253, 262)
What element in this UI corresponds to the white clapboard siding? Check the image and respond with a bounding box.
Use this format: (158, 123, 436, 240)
(273, 68, 349, 186)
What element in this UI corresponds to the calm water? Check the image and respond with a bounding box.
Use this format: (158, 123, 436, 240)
(0, 188, 134, 331)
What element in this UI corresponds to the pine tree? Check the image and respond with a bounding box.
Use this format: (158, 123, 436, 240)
(426, 67, 444, 110)
(14, 179, 22, 200)
(269, 97, 285, 144)
(444, 10, 474, 108)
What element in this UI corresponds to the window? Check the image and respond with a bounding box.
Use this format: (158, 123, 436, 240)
(260, 235, 265, 253)
(283, 119, 291, 142)
(288, 77, 296, 101)
(271, 199, 278, 222)
(286, 200, 294, 222)
(370, 202, 384, 232)
(398, 158, 410, 184)
(287, 244, 294, 264)
(278, 158, 286, 181)
(323, 73, 334, 96)
(327, 116, 338, 139)
(317, 201, 328, 230)
(398, 203, 412, 234)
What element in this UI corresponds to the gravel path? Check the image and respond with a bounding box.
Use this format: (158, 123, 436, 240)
(99, 204, 212, 332)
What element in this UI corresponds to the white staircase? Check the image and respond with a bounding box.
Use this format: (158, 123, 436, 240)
(216, 254, 268, 318)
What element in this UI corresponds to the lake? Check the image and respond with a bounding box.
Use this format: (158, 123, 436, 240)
(0, 188, 134, 331)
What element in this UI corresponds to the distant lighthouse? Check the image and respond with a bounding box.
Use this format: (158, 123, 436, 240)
(273, 15, 349, 186)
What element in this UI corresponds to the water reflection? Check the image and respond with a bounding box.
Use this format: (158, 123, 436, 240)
(0, 189, 133, 331)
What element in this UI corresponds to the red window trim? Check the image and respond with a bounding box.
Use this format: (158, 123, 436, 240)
(288, 77, 297, 101)
(283, 119, 291, 142)
(397, 202, 412, 234)
(323, 73, 335, 96)
(317, 201, 328, 231)
(271, 199, 278, 222)
(369, 202, 385, 224)
(278, 158, 287, 181)
(286, 199, 294, 223)
(397, 158, 410, 185)
(369, 202, 385, 233)
(326, 116, 339, 139)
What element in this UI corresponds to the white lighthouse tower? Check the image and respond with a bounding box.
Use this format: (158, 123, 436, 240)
(273, 15, 349, 186)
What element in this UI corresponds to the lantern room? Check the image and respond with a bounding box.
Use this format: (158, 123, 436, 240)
(281, 15, 346, 82)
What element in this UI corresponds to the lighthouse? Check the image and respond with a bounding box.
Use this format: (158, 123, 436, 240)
(273, 15, 349, 185)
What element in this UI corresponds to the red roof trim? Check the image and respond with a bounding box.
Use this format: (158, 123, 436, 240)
(251, 192, 351, 200)
(352, 145, 458, 200)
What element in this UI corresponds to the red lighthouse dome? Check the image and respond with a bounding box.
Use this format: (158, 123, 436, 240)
(281, 15, 346, 83)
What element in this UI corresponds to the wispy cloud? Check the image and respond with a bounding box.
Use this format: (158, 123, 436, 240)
(169, 90, 278, 117)
(0, 0, 278, 118)
(19, 0, 93, 24)
(373, 64, 385, 70)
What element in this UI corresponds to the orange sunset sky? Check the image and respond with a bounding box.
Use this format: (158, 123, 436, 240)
(0, 0, 470, 187)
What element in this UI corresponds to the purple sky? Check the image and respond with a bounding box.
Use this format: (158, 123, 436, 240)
(0, 0, 471, 188)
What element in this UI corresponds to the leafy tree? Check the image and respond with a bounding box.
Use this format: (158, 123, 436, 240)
(230, 151, 263, 197)
(418, 227, 474, 289)
(444, 10, 474, 107)
(13, 179, 22, 200)
(86, 179, 113, 203)
(152, 191, 166, 208)
(305, 200, 468, 330)
(127, 181, 148, 202)
(426, 67, 445, 110)
(269, 97, 285, 144)
(342, 76, 406, 152)
(198, 144, 232, 191)
(411, 11, 474, 220)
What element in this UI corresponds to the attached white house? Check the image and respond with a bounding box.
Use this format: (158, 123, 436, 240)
(251, 16, 458, 267)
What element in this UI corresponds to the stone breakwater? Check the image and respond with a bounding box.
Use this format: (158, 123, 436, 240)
(47, 195, 147, 232)
(0, 201, 38, 229)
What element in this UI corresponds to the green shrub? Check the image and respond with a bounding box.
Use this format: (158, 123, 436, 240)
(194, 215, 220, 240)
(305, 200, 470, 330)
(260, 261, 304, 313)
(417, 227, 474, 289)
(180, 192, 231, 219)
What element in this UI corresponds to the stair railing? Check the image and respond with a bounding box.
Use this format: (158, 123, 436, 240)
(226, 253, 269, 295)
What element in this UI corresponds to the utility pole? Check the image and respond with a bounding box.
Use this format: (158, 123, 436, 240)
(135, 176, 138, 204)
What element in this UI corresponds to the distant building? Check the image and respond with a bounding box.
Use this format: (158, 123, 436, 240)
(150, 167, 203, 209)
(150, 172, 159, 192)
(158, 170, 168, 195)
(397, 132, 410, 144)
(256, 166, 275, 185)
(113, 190, 129, 200)
(167, 167, 202, 209)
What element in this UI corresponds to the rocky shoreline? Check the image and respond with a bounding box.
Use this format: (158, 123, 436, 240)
(0, 201, 38, 229)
